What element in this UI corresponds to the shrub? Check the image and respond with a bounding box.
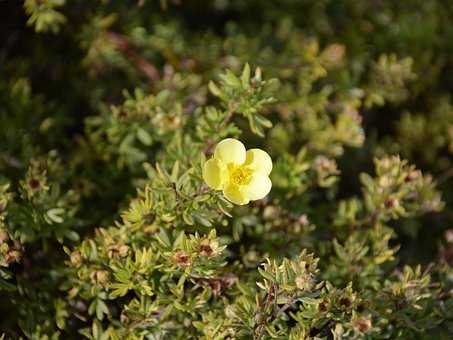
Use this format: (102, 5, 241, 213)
(1, 1, 453, 339)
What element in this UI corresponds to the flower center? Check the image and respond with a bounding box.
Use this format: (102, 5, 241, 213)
(229, 165, 252, 185)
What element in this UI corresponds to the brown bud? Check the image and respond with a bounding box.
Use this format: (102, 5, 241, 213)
(295, 275, 307, 289)
(344, 105, 363, 124)
(117, 111, 128, 120)
(199, 244, 213, 256)
(199, 241, 214, 257)
(29, 179, 41, 190)
(143, 213, 155, 225)
(353, 317, 372, 333)
(120, 313, 129, 324)
(209, 279, 223, 296)
(313, 156, 338, 177)
(221, 273, 238, 288)
(314, 156, 331, 171)
(0, 230, 9, 243)
(405, 170, 421, 182)
(108, 244, 129, 258)
(444, 229, 453, 243)
(118, 245, 129, 257)
(91, 270, 109, 285)
(6, 250, 21, 264)
(199, 238, 219, 257)
(173, 250, 192, 267)
(339, 297, 351, 308)
(322, 43, 345, 66)
(384, 198, 398, 209)
(70, 251, 82, 267)
(298, 214, 309, 226)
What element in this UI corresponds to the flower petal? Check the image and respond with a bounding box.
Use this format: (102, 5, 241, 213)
(242, 173, 272, 201)
(214, 138, 246, 165)
(245, 149, 272, 175)
(202, 158, 225, 190)
(223, 184, 249, 205)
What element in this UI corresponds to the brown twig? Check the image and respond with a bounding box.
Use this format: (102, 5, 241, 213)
(275, 296, 297, 317)
(106, 31, 160, 82)
(437, 167, 453, 185)
(254, 283, 278, 339)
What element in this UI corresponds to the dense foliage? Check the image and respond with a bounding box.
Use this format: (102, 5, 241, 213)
(1, 1, 453, 339)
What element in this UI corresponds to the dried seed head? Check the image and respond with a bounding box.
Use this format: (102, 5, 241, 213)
(29, 179, 41, 189)
(405, 170, 421, 182)
(322, 43, 345, 66)
(70, 251, 82, 267)
(118, 245, 129, 257)
(199, 244, 213, 257)
(221, 273, 238, 288)
(353, 317, 372, 333)
(444, 229, 453, 243)
(0, 230, 9, 243)
(199, 238, 220, 257)
(384, 198, 399, 209)
(6, 250, 21, 264)
(298, 214, 309, 226)
(209, 279, 222, 296)
(120, 313, 129, 324)
(295, 275, 311, 290)
(91, 270, 109, 285)
(339, 297, 351, 308)
(173, 250, 192, 267)
(108, 244, 129, 258)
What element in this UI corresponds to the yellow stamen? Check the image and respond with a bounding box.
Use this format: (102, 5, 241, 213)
(229, 165, 253, 185)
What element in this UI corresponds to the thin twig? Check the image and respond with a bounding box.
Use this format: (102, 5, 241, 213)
(254, 284, 278, 339)
(106, 31, 160, 82)
(437, 167, 453, 185)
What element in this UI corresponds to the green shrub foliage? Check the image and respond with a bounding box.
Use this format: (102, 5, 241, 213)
(1, 1, 453, 339)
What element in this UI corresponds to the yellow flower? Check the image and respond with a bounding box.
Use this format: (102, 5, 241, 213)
(203, 138, 272, 205)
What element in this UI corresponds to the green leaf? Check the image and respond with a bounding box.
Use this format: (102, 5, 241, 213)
(208, 81, 222, 97)
(64, 230, 80, 242)
(136, 127, 152, 146)
(96, 299, 109, 320)
(241, 63, 251, 87)
(47, 208, 65, 224)
(109, 283, 132, 297)
(192, 212, 212, 227)
(92, 320, 103, 340)
(221, 70, 241, 88)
